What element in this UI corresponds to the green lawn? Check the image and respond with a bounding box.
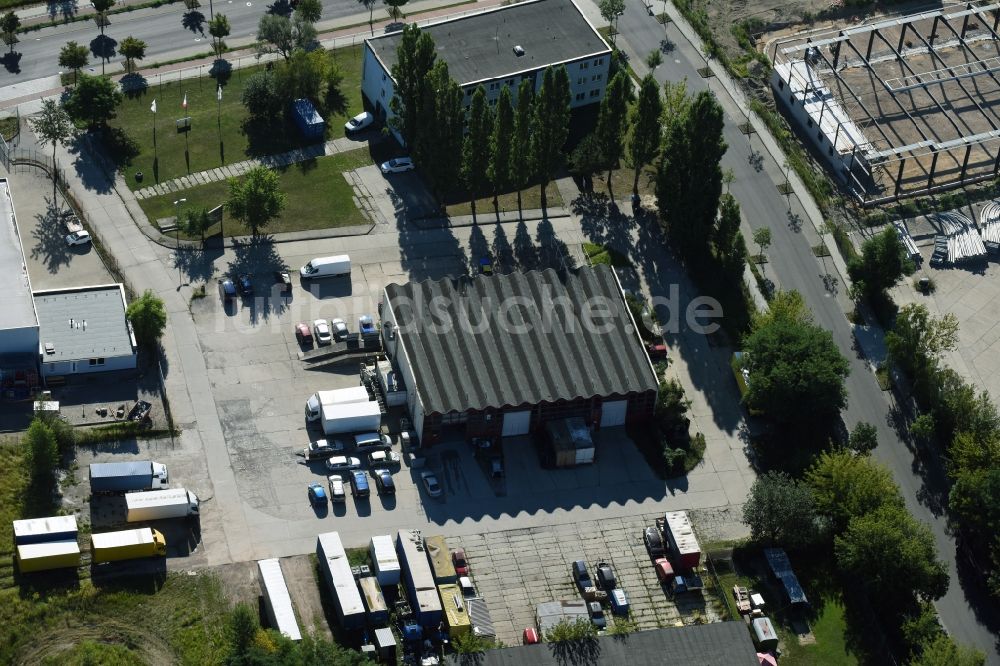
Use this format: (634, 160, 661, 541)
(445, 182, 563, 217)
(110, 45, 365, 189)
(139, 149, 371, 237)
(781, 598, 858, 666)
(583, 242, 630, 267)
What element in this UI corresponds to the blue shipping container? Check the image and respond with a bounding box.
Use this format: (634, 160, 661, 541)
(291, 99, 325, 140)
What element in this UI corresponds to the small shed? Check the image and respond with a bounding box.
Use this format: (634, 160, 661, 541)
(752, 616, 779, 652)
(544, 418, 595, 467)
(373, 627, 397, 662)
(291, 98, 325, 140)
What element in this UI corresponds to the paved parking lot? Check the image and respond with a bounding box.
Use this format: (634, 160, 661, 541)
(445, 514, 725, 646)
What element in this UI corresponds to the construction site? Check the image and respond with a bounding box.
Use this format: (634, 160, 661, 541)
(769, 2, 1000, 205)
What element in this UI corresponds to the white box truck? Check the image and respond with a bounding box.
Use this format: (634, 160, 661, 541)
(126, 488, 200, 522)
(300, 255, 351, 279)
(321, 400, 381, 435)
(305, 386, 371, 422)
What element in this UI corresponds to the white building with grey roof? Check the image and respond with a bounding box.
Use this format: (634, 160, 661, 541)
(34, 284, 137, 378)
(361, 0, 612, 146)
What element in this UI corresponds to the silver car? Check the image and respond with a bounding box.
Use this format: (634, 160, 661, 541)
(325, 456, 362, 473)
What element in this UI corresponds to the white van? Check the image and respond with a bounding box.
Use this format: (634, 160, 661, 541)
(300, 255, 351, 279)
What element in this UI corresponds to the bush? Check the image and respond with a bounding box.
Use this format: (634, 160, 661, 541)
(102, 126, 141, 169)
(241, 71, 282, 121)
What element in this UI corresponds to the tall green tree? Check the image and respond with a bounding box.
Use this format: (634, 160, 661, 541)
(597, 0, 625, 46)
(835, 503, 949, 606)
(0, 11, 20, 53)
(849, 421, 879, 455)
(208, 13, 231, 59)
(415, 60, 463, 203)
(741, 289, 850, 428)
(910, 634, 986, 666)
(488, 85, 514, 207)
(183, 207, 213, 242)
(627, 73, 662, 195)
(64, 73, 123, 129)
(530, 66, 571, 208)
(29, 100, 75, 199)
(806, 449, 904, 530)
(241, 71, 281, 120)
(568, 132, 604, 185)
(256, 14, 314, 60)
(126, 290, 168, 347)
(752, 226, 771, 263)
(225, 165, 286, 235)
(225, 603, 258, 664)
(595, 70, 632, 189)
(847, 227, 915, 298)
(714, 192, 747, 279)
(886, 303, 958, 401)
(58, 41, 90, 85)
(92, 0, 114, 37)
(294, 0, 322, 23)
(383, 0, 407, 22)
(25, 419, 58, 482)
(118, 35, 146, 74)
(358, 0, 378, 35)
(511, 79, 534, 212)
(656, 90, 726, 267)
(462, 86, 493, 221)
(389, 25, 436, 149)
(742, 471, 818, 547)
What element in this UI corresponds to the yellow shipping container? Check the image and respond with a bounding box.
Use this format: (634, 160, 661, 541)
(438, 584, 471, 639)
(17, 540, 81, 573)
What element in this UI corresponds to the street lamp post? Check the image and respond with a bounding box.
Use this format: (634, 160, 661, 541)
(174, 198, 186, 287)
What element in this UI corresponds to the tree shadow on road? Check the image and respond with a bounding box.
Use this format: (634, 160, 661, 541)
(182, 10, 205, 35)
(227, 235, 290, 325)
(48, 0, 78, 20)
(29, 197, 76, 273)
(1, 50, 22, 74)
(89, 34, 117, 63)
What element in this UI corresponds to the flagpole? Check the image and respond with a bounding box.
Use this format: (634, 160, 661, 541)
(151, 99, 158, 182)
(183, 90, 190, 175)
(217, 85, 223, 166)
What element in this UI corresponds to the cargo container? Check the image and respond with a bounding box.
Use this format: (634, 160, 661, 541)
(305, 386, 371, 422)
(126, 488, 200, 522)
(13, 515, 77, 545)
(257, 558, 302, 641)
(320, 400, 382, 436)
(91, 528, 166, 563)
(752, 616, 778, 651)
(369, 535, 401, 587)
(17, 539, 81, 573)
(89, 461, 168, 495)
(316, 532, 366, 629)
(662, 511, 702, 570)
(543, 418, 595, 467)
(358, 575, 389, 626)
(425, 535, 457, 584)
(438, 583, 471, 639)
(396, 529, 443, 628)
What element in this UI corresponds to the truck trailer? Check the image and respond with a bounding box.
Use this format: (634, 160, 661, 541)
(17, 540, 81, 573)
(358, 575, 389, 626)
(304, 386, 371, 422)
(320, 400, 382, 435)
(425, 535, 457, 584)
(369, 534, 401, 586)
(13, 515, 78, 545)
(90, 460, 169, 495)
(126, 488, 200, 522)
(91, 528, 167, 563)
(257, 558, 303, 641)
(438, 584, 471, 639)
(662, 511, 702, 570)
(316, 532, 366, 630)
(396, 529, 443, 628)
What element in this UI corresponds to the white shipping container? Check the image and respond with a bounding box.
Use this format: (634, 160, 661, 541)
(13, 515, 78, 544)
(126, 488, 200, 522)
(257, 559, 302, 641)
(320, 400, 382, 435)
(369, 534, 401, 586)
(316, 532, 366, 629)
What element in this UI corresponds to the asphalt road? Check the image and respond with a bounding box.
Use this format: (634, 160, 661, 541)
(0, 0, 368, 82)
(614, 0, 1000, 660)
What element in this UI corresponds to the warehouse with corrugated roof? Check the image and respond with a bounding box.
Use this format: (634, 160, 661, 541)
(380, 265, 658, 446)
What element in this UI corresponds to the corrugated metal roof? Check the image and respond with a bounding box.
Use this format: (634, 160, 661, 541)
(467, 598, 495, 638)
(385, 266, 658, 415)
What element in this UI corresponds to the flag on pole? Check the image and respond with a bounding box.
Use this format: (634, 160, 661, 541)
(150, 99, 156, 113)
(217, 85, 222, 102)
(182, 93, 188, 110)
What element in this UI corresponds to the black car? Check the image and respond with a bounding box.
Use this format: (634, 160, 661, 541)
(219, 278, 237, 303)
(237, 273, 253, 296)
(373, 468, 395, 495)
(596, 562, 616, 590)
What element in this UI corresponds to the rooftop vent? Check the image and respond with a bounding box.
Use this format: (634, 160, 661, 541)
(44, 343, 54, 354)
(513, 45, 525, 57)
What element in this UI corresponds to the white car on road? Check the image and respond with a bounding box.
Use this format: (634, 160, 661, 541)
(380, 157, 414, 174)
(66, 230, 91, 246)
(345, 111, 374, 133)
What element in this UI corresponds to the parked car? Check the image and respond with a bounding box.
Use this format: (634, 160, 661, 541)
(355, 432, 391, 451)
(587, 601, 606, 630)
(372, 468, 395, 495)
(330, 318, 348, 341)
(295, 322, 313, 344)
(523, 628, 540, 645)
(219, 279, 237, 303)
(274, 270, 292, 294)
(350, 470, 370, 497)
(380, 156, 414, 174)
(66, 230, 91, 246)
(367, 449, 401, 467)
(421, 471, 443, 498)
(646, 342, 668, 360)
(358, 315, 376, 336)
(490, 456, 504, 478)
(313, 319, 333, 345)
(237, 273, 253, 296)
(595, 562, 616, 590)
(572, 560, 593, 592)
(327, 475, 346, 503)
(654, 558, 675, 583)
(307, 482, 326, 506)
(644, 526, 665, 557)
(325, 456, 362, 473)
(452, 548, 469, 576)
(345, 111, 374, 133)
(304, 439, 345, 460)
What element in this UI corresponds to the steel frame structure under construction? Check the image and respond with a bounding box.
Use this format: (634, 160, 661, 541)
(770, 2, 1000, 205)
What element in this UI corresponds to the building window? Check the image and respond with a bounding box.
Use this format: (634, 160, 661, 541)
(590, 89, 600, 98)
(489, 99, 497, 106)
(575, 92, 585, 101)
(591, 74, 602, 82)
(382, 73, 386, 82)
(89, 358, 105, 367)
(577, 77, 585, 85)
(595, 57, 604, 66)
(580, 61, 589, 70)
